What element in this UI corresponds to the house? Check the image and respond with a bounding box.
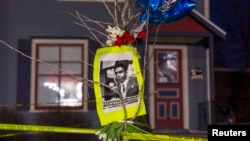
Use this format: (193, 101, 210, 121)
(0, 0, 226, 140)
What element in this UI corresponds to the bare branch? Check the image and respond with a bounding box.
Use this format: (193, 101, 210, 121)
(73, 21, 107, 37)
(121, 0, 130, 27)
(69, 11, 111, 28)
(146, 25, 161, 69)
(74, 11, 105, 46)
(62, 49, 93, 67)
(0, 40, 85, 82)
(0, 40, 112, 94)
(102, 0, 117, 26)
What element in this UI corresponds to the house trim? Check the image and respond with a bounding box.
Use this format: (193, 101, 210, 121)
(190, 10, 226, 39)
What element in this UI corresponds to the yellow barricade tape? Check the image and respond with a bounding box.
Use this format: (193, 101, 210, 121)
(0, 123, 207, 141)
(0, 133, 21, 138)
(0, 123, 96, 134)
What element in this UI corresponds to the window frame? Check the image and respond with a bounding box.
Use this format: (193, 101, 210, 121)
(30, 39, 88, 112)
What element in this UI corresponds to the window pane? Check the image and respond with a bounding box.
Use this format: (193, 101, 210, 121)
(171, 102, 179, 118)
(39, 46, 59, 61)
(156, 51, 178, 83)
(37, 76, 59, 106)
(61, 46, 82, 61)
(38, 63, 59, 75)
(157, 102, 166, 119)
(60, 76, 82, 107)
(61, 63, 82, 74)
(157, 89, 178, 98)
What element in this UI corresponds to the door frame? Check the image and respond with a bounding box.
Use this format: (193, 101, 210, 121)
(148, 44, 189, 129)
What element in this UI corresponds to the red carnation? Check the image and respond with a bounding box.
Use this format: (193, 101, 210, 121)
(114, 35, 123, 47)
(123, 31, 136, 43)
(138, 31, 146, 39)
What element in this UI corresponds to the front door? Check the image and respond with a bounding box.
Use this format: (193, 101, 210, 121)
(154, 48, 183, 130)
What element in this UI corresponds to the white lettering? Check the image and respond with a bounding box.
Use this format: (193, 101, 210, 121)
(212, 129, 247, 136)
(212, 129, 218, 136)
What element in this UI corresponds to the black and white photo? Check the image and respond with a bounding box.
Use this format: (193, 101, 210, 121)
(98, 52, 140, 110)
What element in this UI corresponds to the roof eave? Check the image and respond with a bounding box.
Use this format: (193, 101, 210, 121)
(190, 9, 227, 39)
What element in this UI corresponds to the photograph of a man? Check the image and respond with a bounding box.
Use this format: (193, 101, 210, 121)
(113, 61, 139, 98)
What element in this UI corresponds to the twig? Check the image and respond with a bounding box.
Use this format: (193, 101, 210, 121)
(121, 0, 130, 28)
(102, 0, 117, 26)
(146, 24, 161, 69)
(74, 12, 105, 46)
(0, 40, 84, 81)
(69, 11, 111, 28)
(61, 50, 93, 67)
(73, 21, 107, 37)
(0, 40, 114, 97)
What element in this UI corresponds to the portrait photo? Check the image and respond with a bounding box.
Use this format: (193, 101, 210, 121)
(100, 60, 139, 97)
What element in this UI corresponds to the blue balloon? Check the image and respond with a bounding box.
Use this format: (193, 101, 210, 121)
(136, 0, 197, 25)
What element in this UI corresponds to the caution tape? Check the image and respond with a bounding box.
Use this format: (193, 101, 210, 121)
(0, 133, 22, 138)
(0, 123, 207, 141)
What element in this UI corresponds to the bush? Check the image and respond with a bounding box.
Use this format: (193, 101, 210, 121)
(0, 107, 25, 141)
(36, 109, 94, 141)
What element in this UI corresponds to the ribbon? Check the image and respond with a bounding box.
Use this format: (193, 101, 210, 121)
(0, 123, 207, 141)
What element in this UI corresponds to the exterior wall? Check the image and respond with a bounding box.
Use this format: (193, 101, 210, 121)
(0, 1, 111, 132)
(187, 45, 209, 130)
(0, 0, 111, 107)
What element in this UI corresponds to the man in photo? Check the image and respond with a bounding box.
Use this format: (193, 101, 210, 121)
(114, 61, 139, 98)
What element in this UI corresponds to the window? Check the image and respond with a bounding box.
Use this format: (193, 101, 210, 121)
(170, 102, 179, 119)
(156, 50, 179, 83)
(157, 102, 167, 119)
(30, 39, 88, 111)
(157, 89, 179, 98)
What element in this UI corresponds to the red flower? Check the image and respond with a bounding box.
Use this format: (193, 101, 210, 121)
(138, 31, 146, 39)
(122, 31, 136, 43)
(114, 35, 123, 47)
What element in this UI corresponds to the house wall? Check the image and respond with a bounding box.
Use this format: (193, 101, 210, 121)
(0, 0, 110, 105)
(187, 45, 209, 130)
(0, 1, 114, 132)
